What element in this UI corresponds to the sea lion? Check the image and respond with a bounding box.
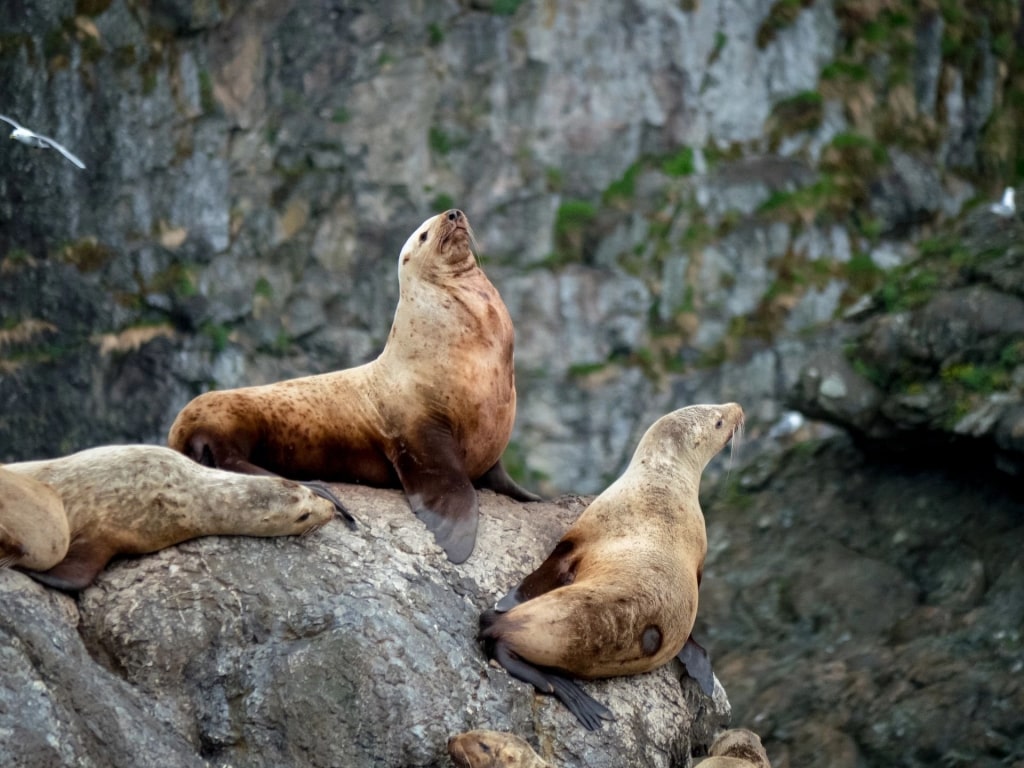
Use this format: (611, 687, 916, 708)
(480, 403, 744, 730)
(695, 728, 771, 767)
(168, 209, 539, 564)
(0, 467, 68, 571)
(3, 444, 337, 591)
(448, 730, 553, 768)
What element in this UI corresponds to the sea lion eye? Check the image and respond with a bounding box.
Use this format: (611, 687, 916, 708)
(715, 419, 723, 429)
(419, 231, 428, 243)
(297, 512, 311, 522)
(479, 742, 491, 754)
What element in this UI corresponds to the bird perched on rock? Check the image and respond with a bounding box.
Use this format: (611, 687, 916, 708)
(1, 114, 85, 170)
(989, 187, 1015, 218)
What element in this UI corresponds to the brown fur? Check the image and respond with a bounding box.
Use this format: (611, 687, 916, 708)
(0, 467, 68, 571)
(448, 730, 552, 768)
(4, 444, 335, 591)
(696, 728, 771, 768)
(480, 404, 743, 728)
(167, 210, 537, 563)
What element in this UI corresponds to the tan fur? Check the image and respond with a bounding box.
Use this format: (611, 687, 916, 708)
(448, 730, 553, 768)
(4, 444, 335, 590)
(696, 728, 771, 768)
(487, 403, 744, 678)
(166, 211, 531, 563)
(0, 467, 68, 570)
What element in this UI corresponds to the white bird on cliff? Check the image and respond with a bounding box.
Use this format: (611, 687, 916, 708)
(989, 187, 1015, 218)
(0, 114, 85, 170)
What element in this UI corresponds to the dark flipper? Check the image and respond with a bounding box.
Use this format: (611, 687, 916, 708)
(24, 538, 115, 592)
(489, 637, 614, 731)
(677, 635, 715, 696)
(494, 537, 578, 612)
(299, 480, 357, 530)
(393, 424, 479, 563)
(473, 460, 542, 502)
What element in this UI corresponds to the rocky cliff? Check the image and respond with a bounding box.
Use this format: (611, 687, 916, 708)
(2, 1, 1024, 766)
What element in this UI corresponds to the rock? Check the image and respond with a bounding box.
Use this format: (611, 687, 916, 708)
(1, 488, 729, 768)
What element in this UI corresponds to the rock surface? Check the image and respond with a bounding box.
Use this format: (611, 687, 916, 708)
(697, 435, 1024, 768)
(0, 487, 729, 768)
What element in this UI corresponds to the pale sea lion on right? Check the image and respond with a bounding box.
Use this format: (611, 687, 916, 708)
(0, 466, 68, 571)
(695, 728, 771, 767)
(480, 403, 744, 729)
(447, 730, 552, 768)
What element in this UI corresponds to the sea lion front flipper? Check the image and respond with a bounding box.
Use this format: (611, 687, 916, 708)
(489, 638, 613, 731)
(474, 460, 542, 502)
(24, 537, 116, 592)
(494, 538, 579, 612)
(677, 635, 715, 696)
(394, 428, 479, 564)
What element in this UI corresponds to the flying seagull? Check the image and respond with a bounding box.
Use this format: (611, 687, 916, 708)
(0, 114, 86, 170)
(989, 187, 1015, 218)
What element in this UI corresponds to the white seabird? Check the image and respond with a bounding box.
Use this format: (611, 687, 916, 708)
(0, 114, 86, 170)
(989, 187, 1015, 218)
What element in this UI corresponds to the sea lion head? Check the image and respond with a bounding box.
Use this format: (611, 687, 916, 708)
(633, 402, 745, 475)
(398, 209, 477, 285)
(447, 730, 548, 768)
(706, 728, 771, 767)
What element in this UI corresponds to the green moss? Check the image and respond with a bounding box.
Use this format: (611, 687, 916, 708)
(661, 147, 695, 177)
(254, 276, 273, 299)
(427, 23, 444, 46)
(545, 167, 564, 192)
(75, 0, 113, 14)
(492, 0, 526, 15)
(568, 361, 608, 377)
(331, 107, 350, 124)
(756, 0, 814, 48)
(554, 199, 598, 236)
(820, 59, 869, 83)
(602, 161, 642, 204)
(429, 126, 453, 155)
(201, 321, 230, 354)
(768, 91, 824, 143)
(941, 363, 1011, 394)
(430, 193, 455, 212)
(198, 69, 215, 113)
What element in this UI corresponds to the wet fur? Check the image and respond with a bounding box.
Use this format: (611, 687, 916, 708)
(0, 467, 68, 571)
(3, 445, 335, 591)
(168, 210, 538, 563)
(480, 403, 744, 728)
(447, 730, 552, 768)
(696, 728, 771, 768)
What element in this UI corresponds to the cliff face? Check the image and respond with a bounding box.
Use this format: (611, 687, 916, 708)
(2, 2, 1024, 767)
(3, 0, 1019, 489)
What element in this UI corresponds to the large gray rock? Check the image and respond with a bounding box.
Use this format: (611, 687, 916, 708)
(1, 487, 729, 768)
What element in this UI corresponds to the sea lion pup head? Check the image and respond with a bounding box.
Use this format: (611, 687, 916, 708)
(698, 728, 771, 768)
(398, 208, 477, 284)
(447, 730, 552, 768)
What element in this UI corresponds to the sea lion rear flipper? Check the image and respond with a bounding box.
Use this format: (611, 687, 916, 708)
(489, 639, 613, 731)
(298, 480, 357, 530)
(677, 636, 715, 696)
(394, 429, 479, 563)
(24, 538, 114, 592)
(474, 460, 542, 502)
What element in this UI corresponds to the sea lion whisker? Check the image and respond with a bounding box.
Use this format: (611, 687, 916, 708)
(0, 554, 16, 569)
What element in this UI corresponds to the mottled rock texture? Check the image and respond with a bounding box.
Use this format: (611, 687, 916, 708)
(1, 489, 729, 768)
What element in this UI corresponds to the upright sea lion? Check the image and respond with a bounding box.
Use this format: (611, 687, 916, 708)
(448, 730, 553, 768)
(480, 403, 744, 729)
(3, 445, 336, 591)
(168, 209, 539, 563)
(696, 728, 771, 767)
(0, 467, 68, 571)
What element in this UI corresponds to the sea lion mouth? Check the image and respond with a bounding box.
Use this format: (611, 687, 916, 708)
(438, 209, 477, 256)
